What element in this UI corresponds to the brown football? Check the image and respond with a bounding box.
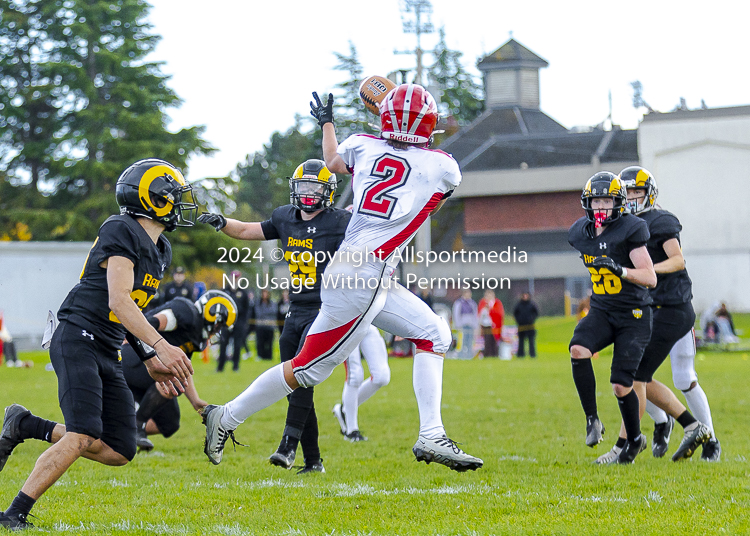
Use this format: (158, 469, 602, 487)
(359, 75, 397, 115)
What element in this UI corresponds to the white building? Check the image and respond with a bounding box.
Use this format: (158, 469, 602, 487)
(639, 105, 750, 311)
(0, 241, 91, 349)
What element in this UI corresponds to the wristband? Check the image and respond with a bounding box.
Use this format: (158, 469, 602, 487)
(621, 267, 628, 279)
(153, 337, 165, 347)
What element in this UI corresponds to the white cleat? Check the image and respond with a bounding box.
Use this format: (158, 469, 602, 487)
(412, 435, 483, 472)
(332, 403, 346, 435)
(202, 405, 236, 465)
(595, 445, 622, 465)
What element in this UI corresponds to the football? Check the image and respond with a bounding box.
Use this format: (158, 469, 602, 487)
(359, 75, 397, 115)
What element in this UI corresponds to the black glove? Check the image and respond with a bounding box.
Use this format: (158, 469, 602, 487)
(310, 91, 334, 127)
(198, 212, 227, 232)
(591, 256, 624, 277)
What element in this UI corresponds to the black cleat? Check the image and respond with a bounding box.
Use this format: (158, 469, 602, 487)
(585, 416, 605, 447)
(136, 426, 154, 453)
(701, 439, 721, 462)
(0, 404, 30, 473)
(297, 459, 325, 475)
(617, 434, 647, 464)
(0, 510, 34, 530)
(344, 430, 368, 443)
(672, 422, 712, 461)
(652, 415, 674, 458)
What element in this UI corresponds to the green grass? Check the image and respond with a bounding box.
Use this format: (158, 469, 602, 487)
(1, 316, 749, 535)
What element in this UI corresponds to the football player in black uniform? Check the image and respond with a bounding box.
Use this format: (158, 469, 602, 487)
(618, 166, 718, 461)
(199, 159, 350, 474)
(123, 290, 238, 452)
(0, 159, 196, 530)
(568, 172, 657, 464)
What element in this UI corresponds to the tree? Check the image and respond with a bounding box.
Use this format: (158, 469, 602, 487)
(0, 0, 214, 241)
(427, 27, 484, 129)
(234, 117, 322, 221)
(330, 41, 370, 140)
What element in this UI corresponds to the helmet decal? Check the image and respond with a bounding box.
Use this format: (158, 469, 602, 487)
(138, 165, 180, 217)
(203, 295, 237, 327)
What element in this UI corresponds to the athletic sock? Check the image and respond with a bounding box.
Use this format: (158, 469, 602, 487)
(571, 358, 598, 417)
(222, 364, 293, 430)
(615, 437, 627, 449)
(676, 410, 697, 429)
(683, 383, 716, 436)
(285, 386, 314, 433)
(342, 381, 359, 434)
(357, 377, 380, 406)
(135, 384, 171, 425)
(299, 405, 320, 463)
(5, 491, 35, 517)
(645, 400, 669, 425)
(413, 352, 446, 439)
(18, 414, 57, 443)
(616, 390, 641, 441)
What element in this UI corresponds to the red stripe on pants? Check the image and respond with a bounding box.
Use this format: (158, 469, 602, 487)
(291, 316, 360, 369)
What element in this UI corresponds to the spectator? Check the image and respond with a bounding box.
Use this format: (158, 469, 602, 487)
(254, 289, 277, 360)
(513, 292, 539, 358)
(715, 302, 739, 343)
(0, 312, 18, 367)
(193, 281, 207, 300)
(418, 288, 434, 310)
(478, 290, 504, 358)
(218, 271, 252, 372)
(452, 290, 478, 359)
(159, 266, 193, 304)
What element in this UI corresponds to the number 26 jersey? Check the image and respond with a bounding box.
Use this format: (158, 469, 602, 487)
(568, 213, 651, 310)
(337, 134, 461, 266)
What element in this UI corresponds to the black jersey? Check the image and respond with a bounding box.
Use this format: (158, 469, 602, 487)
(568, 213, 651, 310)
(149, 297, 204, 356)
(58, 215, 172, 352)
(639, 209, 693, 305)
(261, 205, 351, 304)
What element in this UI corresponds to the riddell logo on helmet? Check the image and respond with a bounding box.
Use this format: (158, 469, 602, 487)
(390, 133, 420, 143)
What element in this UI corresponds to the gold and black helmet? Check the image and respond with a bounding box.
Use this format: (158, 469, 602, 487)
(289, 159, 337, 213)
(115, 159, 197, 231)
(619, 166, 658, 215)
(581, 171, 627, 226)
(195, 289, 237, 340)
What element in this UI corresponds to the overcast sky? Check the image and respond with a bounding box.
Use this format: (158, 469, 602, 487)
(146, 0, 750, 182)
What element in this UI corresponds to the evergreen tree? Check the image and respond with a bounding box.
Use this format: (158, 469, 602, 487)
(234, 117, 322, 220)
(0, 0, 214, 241)
(428, 27, 484, 128)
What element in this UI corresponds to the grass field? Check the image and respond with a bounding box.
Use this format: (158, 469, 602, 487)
(1, 315, 749, 535)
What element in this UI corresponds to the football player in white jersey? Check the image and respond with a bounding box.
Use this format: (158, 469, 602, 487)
(202, 84, 483, 472)
(332, 325, 390, 442)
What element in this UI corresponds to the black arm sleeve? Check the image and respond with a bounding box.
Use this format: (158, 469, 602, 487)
(125, 331, 157, 362)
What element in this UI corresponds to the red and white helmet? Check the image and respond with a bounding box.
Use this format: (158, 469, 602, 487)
(379, 84, 438, 144)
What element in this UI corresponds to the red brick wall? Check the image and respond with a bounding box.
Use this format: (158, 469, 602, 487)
(464, 191, 582, 233)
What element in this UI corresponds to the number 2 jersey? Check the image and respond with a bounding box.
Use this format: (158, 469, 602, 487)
(261, 205, 351, 304)
(337, 134, 461, 266)
(57, 214, 172, 352)
(568, 213, 651, 310)
(639, 208, 692, 305)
